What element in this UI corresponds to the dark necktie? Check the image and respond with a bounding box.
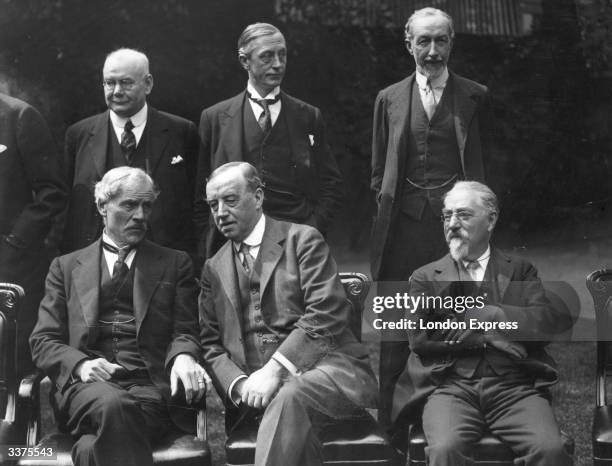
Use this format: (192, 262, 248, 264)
(239, 242, 254, 274)
(102, 242, 132, 284)
(422, 80, 437, 120)
(120, 119, 136, 164)
(249, 94, 280, 132)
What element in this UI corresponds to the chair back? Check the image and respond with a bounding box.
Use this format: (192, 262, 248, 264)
(0, 283, 23, 423)
(339, 272, 371, 342)
(587, 269, 612, 406)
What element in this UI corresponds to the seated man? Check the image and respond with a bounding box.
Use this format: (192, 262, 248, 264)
(199, 161, 378, 465)
(30, 167, 207, 466)
(392, 181, 573, 466)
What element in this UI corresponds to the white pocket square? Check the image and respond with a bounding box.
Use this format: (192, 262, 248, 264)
(0, 144, 7, 153)
(308, 134, 315, 146)
(170, 155, 184, 165)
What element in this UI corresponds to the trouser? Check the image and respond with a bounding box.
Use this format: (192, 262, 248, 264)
(58, 379, 171, 466)
(422, 373, 572, 466)
(378, 205, 447, 431)
(252, 368, 368, 466)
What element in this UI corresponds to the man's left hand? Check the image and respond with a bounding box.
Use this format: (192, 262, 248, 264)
(170, 354, 210, 404)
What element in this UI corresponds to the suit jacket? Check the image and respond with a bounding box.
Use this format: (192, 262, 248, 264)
(199, 217, 377, 409)
(370, 72, 490, 280)
(62, 106, 199, 255)
(29, 239, 201, 432)
(194, 91, 344, 259)
(0, 93, 67, 280)
(391, 248, 573, 425)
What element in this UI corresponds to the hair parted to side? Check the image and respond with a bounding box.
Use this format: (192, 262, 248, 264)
(445, 181, 499, 215)
(404, 7, 455, 41)
(237, 23, 283, 57)
(207, 162, 264, 193)
(94, 166, 159, 207)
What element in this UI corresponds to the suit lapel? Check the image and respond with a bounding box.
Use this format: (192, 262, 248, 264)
(144, 107, 171, 176)
(214, 241, 242, 323)
(88, 112, 111, 178)
(432, 254, 461, 293)
(388, 75, 414, 189)
(132, 240, 165, 333)
(72, 240, 102, 345)
(451, 73, 477, 174)
(218, 93, 246, 162)
(258, 218, 286, 298)
(490, 248, 512, 300)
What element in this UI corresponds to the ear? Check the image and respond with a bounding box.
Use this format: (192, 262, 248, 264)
(238, 52, 249, 71)
(405, 39, 414, 56)
(144, 73, 154, 95)
(254, 187, 264, 209)
(97, 202, 107, 218)
(487, 212, 498, 232)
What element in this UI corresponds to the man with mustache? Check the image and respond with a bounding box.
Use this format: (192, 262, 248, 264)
(30, 167, 207, 466)
(62, 48, 199, 257)
(194, 23, 344, 261)
(370, 7, 493, 431)
(391, 181, 572, 465)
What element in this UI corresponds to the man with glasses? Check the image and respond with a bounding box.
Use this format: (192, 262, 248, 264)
(370, 7, 493, 431)
(391, 181, 572, 465)
(194, 22, 344, 261)
(62, 48, 199, 257)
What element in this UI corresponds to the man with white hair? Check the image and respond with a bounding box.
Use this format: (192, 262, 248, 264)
(31, 167, 206, 466)
(391, 181, 572, 465)
(62, 48, 199, 257)
(371, 7, 493, 430)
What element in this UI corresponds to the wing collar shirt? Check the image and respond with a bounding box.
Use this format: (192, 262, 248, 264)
(101, 232, 137, 274)
(247, 82, 281, 128)
(461, 245, 491, 283)
(415, 67, 449, 106)
(110, 102, 148, 146)
(228, 214, 301, 405)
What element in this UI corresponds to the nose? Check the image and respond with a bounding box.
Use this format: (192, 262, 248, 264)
(272, 53, 284, 69)
(133, 204, 146, 221)
(427, 40, 438, 56)
(216, 200, 229, 217)
(447, 214, 461, 229)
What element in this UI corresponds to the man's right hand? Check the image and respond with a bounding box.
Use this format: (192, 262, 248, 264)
(75, 358, 123, 382)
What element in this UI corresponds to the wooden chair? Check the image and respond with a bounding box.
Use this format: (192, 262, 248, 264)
(588, 268, 612, 465)
(224, 272, 394, 466)
(0, 284, 25, 466)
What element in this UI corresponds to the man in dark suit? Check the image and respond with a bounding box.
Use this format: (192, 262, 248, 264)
(371, 7, 491, 428)
(0, 93, 67, 376)
(62, 48, 199, 256)
(391, 181, 572, 465)
(199, 162, 377, 465)
(194, 22, 344, 260)
(30, 167, 207, 466)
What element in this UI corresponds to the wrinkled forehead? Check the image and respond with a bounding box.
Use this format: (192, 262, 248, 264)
(248, 32, 286, 54)
(103, 55, 147, 78)
(115, 177, 155, 201)
(206, 170, 247, 199)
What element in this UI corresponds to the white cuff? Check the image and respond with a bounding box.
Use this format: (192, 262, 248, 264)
(271, 351, 301, 376)
(228, 374, 248, 407)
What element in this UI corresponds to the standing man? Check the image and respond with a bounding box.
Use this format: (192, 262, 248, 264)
(199, 162, 377, 465)
(194, 23, 344, 260)
(0, 93, 67, 377)
(30, 167, 207, 466)
(370, 7, 492, 429)
(391, 181, 572, 465)
(62, 48, 199, 256)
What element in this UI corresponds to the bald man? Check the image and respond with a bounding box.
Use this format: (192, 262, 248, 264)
(62, 48, 199, 257)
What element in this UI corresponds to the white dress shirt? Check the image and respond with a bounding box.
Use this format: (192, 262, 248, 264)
(415, 67, 449, 107)
(110, 103, 148, 146)
(246, 82, 281, 128)
(462, 245, 491, 283)
(101, 232, 137, 274)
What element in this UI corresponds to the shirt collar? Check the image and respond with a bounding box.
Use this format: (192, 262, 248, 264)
(462, 245, 491, 269)
(415, 67, 449, 90)
(234, 214, 266, 251)
(109, 102, 148, 128)
(102, 232, 120, 249)
(247, 82, 280, 100)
